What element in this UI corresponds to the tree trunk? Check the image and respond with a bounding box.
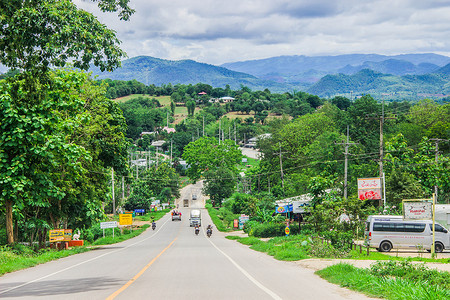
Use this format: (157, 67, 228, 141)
(5, 199, 14, 244)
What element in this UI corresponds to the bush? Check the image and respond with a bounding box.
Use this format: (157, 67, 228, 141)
(252, 223, 285, 238)
(320, 230, 353, 251)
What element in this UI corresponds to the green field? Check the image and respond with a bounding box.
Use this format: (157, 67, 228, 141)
(114, 94, 172, 106)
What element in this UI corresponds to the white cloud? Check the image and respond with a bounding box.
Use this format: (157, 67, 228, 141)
(74, 0, 450, 65)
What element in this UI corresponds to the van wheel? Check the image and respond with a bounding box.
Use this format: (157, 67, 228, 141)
(435, 242, 444, 253)
(379, 241, 392, 252)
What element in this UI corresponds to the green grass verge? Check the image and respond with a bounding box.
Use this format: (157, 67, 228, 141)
(316, 263, 450, 299)
(0, 246, 90, 276)
(1, 210, 170, 276)
(205, 204, 234, 232)
(91, 224, 150, 245)
(227, 235, 450, 263)
(134, 208, 172, 222)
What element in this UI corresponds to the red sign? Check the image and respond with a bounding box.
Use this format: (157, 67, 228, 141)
(233, 219, 239, 228)
(358, 177, 382, 200)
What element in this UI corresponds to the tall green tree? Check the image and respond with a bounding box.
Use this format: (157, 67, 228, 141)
(0, 0, 131, 244)
(182, 137, 242, 182)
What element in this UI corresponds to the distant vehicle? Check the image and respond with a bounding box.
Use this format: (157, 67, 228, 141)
(190, 209, 201, 227)
(172, 211, 181, 221)
(183, 199, 189, 207)
(365, 215, 450, 253)
(192, 194, 197, 200)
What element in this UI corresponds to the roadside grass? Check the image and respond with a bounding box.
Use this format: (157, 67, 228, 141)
(0, 210, 170, 276)
(91, 224, 150, 245)
(0, 246, 90, 276)
(316, 263, 450, 300)
(206, 203, 237, 232)
(227, 235, 450, 263)
(134, 208, 172, 222)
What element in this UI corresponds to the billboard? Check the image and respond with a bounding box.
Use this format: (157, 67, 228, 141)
(49, 229, 72, 242)
(119, 214, 133, 225)
(358, 177, 382, 200)
(403, 201, 432, 220)
(292, 200, 310, 213)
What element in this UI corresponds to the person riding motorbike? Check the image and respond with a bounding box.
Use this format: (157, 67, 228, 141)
(206, 224, 213, 237)
(194, 225, 200, 235)
(152, 220, 156, 230)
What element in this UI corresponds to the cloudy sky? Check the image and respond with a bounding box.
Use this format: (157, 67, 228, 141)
(75, 0, 450, 65)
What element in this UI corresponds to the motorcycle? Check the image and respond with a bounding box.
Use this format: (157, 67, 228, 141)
(152, 222, 156, 230)
(206, 228, 212, 238)
(195, 226, 199, 235)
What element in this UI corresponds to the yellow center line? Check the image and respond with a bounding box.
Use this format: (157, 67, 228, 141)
(106, 238, 177, 300)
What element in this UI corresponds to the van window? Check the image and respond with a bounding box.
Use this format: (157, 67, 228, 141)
(373, 222, 426, 233)
(429, 224, 448, 233)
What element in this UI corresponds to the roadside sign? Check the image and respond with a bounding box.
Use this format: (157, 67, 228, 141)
(292, 200, 310, 213)
(403, 200, 432, 220)
(285, 226, 290, 236)
(100, 221, 118, 229)
(357, 177, 382, 200)
(64, 229, 72, 241)
(233, 219, 239, 228)
(49, 229, 64, 242)
(119, 214, 133, 225)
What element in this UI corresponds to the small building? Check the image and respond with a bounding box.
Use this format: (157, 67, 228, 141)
(151, 140, 166, 151)
(220, 96, 235, 103)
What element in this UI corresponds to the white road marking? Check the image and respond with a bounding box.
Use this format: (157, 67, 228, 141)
(0, 216, 172, 296)
(203, 227, 282, 300)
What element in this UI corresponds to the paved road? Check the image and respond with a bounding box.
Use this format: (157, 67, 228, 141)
(0, 187, 374, 300)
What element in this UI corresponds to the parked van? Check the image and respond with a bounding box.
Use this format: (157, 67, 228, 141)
(365, 215, 450, 253)
(190, 209, 201, 227)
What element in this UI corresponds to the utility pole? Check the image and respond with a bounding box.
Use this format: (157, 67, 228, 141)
(122, 176, 125, 199)
(203, 115, 205, 136)
(273, 143, 287, 189)
(170, 139, 173, 163)
(366, 99, 396, 206)
(335, 126, 358, 199)
(112, 167, 115, 216)
(430, 138, 449, 202)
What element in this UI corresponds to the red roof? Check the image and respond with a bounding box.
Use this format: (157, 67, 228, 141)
(198, 92, 207, 95)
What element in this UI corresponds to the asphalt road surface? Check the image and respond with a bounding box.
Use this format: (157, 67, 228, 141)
(0, 190, 374, 299)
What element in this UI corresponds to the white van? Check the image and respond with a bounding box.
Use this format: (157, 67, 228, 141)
(365, 215, 450, 253)
(189, 209, 201, 227)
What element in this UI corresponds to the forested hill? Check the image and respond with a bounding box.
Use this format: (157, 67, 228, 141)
(90, 56, 295, 92)
(307, 67, 450, 98)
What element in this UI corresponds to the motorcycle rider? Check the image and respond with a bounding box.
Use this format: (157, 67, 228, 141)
(152, 219, 156, 230)
(206, 224, 213, 236)
(194, 224, 200, 235)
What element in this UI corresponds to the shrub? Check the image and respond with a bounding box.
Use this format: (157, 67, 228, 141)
(252, 223, 285, 238)
(320, 230, 353, 251)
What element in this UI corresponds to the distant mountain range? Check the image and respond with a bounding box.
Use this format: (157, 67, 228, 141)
(89, 54, 450, 99)
(90, 56, 294, 92)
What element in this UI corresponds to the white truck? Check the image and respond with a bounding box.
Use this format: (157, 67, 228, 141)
(190, 209, 201, 227)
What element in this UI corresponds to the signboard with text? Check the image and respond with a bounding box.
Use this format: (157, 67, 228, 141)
(49, 229, 64, 242)
(292, 200, 310, 213)
(358, 177, 382, 200)
(403, 201, 432, 220)
(119, 214, 133, 225)
(100, 221, 118, 229)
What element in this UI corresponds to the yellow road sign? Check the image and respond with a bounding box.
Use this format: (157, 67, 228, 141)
(119, 214, 133, 225)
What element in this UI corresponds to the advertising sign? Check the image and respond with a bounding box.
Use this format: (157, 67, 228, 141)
(49, 229, 65, 242)
(233, 219, 239, 228)
(292, 200, 310, 213)
(134, 209, 145, 215)
(275, 204, 293, 214)
(119, 214, 133, 225)
(64, 229, 73, 242)
(357, 177, 382, 200)
(239, 214, 250, 229)
(100, 221, 118, 229)
(285, 226, 290, 236)
(403, 201, 432, 220)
